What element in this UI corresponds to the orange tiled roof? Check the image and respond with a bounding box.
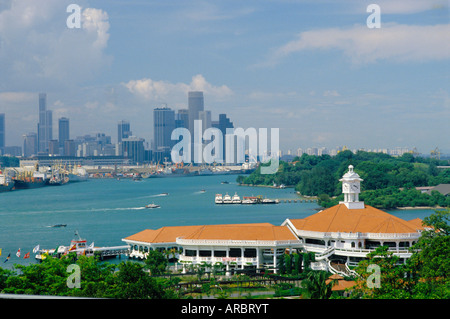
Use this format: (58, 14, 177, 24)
(289, 204, 424, 234)
(326, 274, 356, 291)
(184, 224, 298, 241)
(123, 223, 296, 243)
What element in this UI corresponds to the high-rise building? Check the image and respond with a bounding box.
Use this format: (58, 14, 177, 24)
(188, 91, 204, 134)
(153, 106, 175, 159)
(198, 110, 211, 133)
(121, 136, 145, 164)
(0, 113, 5, 154)
(64, 140, 76, 157)
(48, 139, 59, 156)
(58, 117, 70, 154)
(23, 132, 37, 157)
(37, 93, 52, 154)
(118, 120, 131, 143)
(212, 113, 234, 162)
(175, 109, 189, 129)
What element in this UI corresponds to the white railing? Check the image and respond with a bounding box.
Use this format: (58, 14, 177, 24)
(179, 256, 258, 264)
(176, 238, 302, 247)
(296, 230, 420, 240)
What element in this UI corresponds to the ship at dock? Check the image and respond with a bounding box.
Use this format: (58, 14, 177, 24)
(0, 170, 14, 192)
(215, 193, 279, 205)
(35, 231, 129, 261)
(67, 165, 88, 183)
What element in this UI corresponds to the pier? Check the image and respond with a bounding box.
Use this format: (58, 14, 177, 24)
(93, 245, 130, 259)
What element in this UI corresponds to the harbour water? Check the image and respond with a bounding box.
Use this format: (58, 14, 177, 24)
(0, 174, 436, 269)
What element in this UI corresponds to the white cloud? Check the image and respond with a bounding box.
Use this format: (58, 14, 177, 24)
(0, 0, 111, 89)
(123, 74, 233, 101)
(263, 23, 450, 66)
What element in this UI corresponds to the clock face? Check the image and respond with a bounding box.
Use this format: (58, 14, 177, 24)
(351, 184, 360, 192)
(343, 183, 349, 191)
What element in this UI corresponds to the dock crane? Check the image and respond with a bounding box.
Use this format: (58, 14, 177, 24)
(430, 147, 441, 160)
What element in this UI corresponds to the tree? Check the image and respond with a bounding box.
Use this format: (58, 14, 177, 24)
(301, 271, 336, 299)
(114, 261, 169, 299)
(405, 209, 450, 298)
(144, 249, 168, 276)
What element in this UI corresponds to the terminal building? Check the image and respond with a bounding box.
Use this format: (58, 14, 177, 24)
(122, 165, 427, 275)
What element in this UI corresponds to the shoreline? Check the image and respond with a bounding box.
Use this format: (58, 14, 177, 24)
(393, 206, 444, 210)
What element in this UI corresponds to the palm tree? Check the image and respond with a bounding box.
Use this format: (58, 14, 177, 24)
(301, 271, 337, 299)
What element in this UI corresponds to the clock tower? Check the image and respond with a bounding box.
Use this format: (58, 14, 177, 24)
(339, 165, 364, 209)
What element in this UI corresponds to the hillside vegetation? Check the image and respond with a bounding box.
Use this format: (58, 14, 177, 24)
(238, 151, 450, 209)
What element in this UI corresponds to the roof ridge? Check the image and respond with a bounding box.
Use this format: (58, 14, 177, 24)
(326, 204, 342, 232)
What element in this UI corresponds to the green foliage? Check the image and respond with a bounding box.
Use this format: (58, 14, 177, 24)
(144, 249, 168, 276)
(0, 156, 20, 167)
(0, 255, 177, 299)
(238, 151, 450, 209)
(350, 209, 450, 299)
(301, 270, 336, 299)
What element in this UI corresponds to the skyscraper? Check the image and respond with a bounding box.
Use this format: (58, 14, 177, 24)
(153, 106, 175, 161)
(37, 93, 52, 154)
(175, 109, 189, 129)
(188, 91, 204, 134)
(121, 136, 145, 164)
(58, 117, 70, 153)
(23, 132, 37, 157)
(0, 113, 5, 154)
(212, 114, 234, 162)
(118, 120, 131, 143)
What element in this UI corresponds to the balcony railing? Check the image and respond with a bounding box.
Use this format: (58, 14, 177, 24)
(179, 256, 258, 264)
(296, 230, 421, 240)
(176, 238, 302, 247)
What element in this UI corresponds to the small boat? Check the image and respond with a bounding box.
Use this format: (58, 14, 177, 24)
(221, 181, 229, 184)
(215, 194, 223, 204)
(200, 189, 206, 193)
(51, 224, 67, 228)
(262, 198, 279, 204)
(145, 203, 160, 209)
(159, 192, 169, 196)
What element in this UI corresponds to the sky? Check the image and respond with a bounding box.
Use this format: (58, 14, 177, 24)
(0, 0, 449, 155)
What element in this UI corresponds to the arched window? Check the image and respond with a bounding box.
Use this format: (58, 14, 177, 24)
(351, 242, 356, 248)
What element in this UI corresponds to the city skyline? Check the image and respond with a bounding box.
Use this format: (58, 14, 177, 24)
(0, 0, 449, 155)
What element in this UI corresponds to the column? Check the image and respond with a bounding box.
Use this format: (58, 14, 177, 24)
(273, 248, 277, 274)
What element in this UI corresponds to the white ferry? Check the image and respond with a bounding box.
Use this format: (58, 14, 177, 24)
(35, 231, 129, 261)
(223, 193, 232, 204)
(231, 192, 241, 204)
(215, 194, 223, 204)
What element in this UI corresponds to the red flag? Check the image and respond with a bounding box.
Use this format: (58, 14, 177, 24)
(23, 252, 30, 259)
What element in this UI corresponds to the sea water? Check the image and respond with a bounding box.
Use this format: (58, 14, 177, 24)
(0, 174, 435, 269)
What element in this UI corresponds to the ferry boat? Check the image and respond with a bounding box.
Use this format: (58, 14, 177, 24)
(223, 193, 232, 204)
(231, 192, 241, 204)
(215, 194, 223, 204)
(262, 198, 279, 204)
(242, 196, 258, 204)
(35, 231, 129, 261)
(35, 231, 93, 260)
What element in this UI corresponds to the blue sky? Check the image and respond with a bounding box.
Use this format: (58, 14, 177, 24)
(0, 0, 449, 155)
